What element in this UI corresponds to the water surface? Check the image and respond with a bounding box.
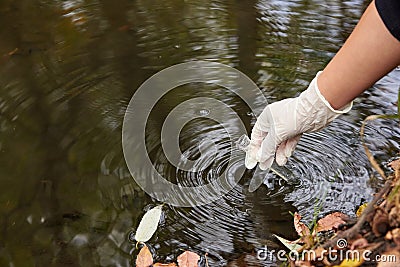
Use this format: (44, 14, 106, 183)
(0, 0, 399, 266)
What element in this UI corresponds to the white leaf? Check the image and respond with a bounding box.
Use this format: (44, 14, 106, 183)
(273, 234, 302, 251)
(135, 205, 163, 243)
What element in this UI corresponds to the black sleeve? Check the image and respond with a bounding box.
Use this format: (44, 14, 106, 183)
(375, 0, 400, 41)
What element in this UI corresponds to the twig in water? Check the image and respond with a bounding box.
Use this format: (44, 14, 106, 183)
(204, 252, 210, 267)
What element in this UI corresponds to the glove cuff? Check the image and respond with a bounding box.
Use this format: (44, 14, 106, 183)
(313, 71, 353, 114)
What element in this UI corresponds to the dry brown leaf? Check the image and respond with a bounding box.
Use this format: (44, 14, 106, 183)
(136, 245, 153, 267)
(302, 235, 315, 249)
(294, 212, 310, 237)
(7, 48, 18, 56)
(389, 159, 400, 181)
(388, 159, 400, 171)
(316, 212, 348, 232)
(389, 207, 400, 228)
(391, 228, 400, 246)
(350, 238, 369, 250)
(153, 263, 178, 267)
(385, 230, 393, 240)
(177, 251, 200, 267)
(118, 25, 131, 32)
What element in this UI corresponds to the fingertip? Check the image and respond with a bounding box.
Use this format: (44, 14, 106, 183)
(284, 147, 292, 158)
(256, 144, 273, 163)
(276, 153, 288, 166)
(259, 157, 273, 170)
(285, 135, 301, 157)
(245, 154, 257, 169)
(276, 141, 287, 166)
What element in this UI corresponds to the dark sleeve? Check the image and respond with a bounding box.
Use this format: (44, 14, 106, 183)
(375, 0, 400, 41)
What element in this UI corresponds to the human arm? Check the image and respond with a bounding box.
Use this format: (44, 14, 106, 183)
(246, 0, 400, 170)
(319, 0, 400, 110)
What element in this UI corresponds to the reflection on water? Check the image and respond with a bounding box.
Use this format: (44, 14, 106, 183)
(0, 0, 399, 266)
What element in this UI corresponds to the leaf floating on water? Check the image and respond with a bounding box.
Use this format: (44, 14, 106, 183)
(316, 212, 348, 232)
(7, 48, 18, 56)
(135, 205, 163, 243)
(273, 234, 302, 251)
(136, 245, 153, 267)
(153, 263, 177, 267)
(293, 212, 310, 237)
(118, 24, 131, 32)
(177, 251, 200, 267)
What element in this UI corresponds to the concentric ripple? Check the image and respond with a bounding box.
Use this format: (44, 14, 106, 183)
(142, 102, 383, 266)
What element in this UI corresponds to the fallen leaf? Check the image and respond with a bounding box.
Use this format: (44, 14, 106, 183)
(316, 212, 348, 232)
(350, 238, 368, 250)
(273, 234, 302, 251)
(332, 258, 363, 267)
(294, 212, 310, 237)
(388, 159, 400, 171)
(177, 251, 200, 267)
(301, 235, 315, 249)
(153, 263, 178, 267)
(135, 205, 163, 243)
(118, 25, 130, 32)
(356, 203, 368, 217)
(389, 207, 400, 228)
(7, 48, 18, 56)
(389, 159, 400, 181)
(385, 230, 393, 240)
(391, 228, 400, 246)
(136, 245, 153, 267)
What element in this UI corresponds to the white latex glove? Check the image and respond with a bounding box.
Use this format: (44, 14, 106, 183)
(245, 71, 352, 170)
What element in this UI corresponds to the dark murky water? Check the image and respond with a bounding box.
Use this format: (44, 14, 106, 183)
(1, 0, 399, 266)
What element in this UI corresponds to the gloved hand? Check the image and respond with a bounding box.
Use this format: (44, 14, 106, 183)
(245, 71, 352, 170)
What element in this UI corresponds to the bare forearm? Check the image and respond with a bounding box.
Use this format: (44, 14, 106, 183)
(318, 0, 400, 110)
